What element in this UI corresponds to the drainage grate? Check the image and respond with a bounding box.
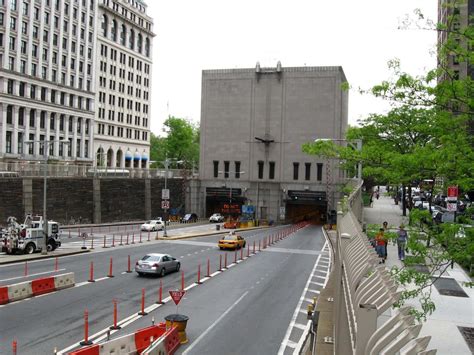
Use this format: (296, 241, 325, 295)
(458, 327, 474, 353)
(432, 277, 469, 298)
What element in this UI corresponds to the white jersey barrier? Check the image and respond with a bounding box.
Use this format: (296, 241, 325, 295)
(1, 272, 75, 305)
(69, 323, 180, 355)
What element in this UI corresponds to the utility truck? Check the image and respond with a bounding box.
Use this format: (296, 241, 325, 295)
(1, 215, 61, 254)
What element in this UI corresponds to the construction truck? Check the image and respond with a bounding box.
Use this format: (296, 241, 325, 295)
(1, 215, 61, 254)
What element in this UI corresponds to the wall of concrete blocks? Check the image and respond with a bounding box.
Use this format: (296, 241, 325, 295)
(0, 178, 186, 225)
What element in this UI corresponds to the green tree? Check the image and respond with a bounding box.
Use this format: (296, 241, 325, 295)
(303, 2, 474, 321)
(149, 116, 200, 169)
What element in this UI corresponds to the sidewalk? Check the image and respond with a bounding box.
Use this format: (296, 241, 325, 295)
(364, 187, 473, 355)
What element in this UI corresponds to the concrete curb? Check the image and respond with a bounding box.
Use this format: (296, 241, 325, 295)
(0, 249, 90, 265)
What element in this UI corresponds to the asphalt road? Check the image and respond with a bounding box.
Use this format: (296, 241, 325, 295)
(0, 224, 329, 355)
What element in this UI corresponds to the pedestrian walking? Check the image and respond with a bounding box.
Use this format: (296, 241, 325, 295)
(396, 225, 408, 261)
(375, 228, 386, 263)
(382, 221, 389, 258)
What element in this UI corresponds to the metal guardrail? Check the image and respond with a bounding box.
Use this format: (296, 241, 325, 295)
(334, 205, 436, 354)
(0, 162, 195, 179)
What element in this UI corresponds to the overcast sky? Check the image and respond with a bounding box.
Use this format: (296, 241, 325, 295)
(146, 0, 437, 136)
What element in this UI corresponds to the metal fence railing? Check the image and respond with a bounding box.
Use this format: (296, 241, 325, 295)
(333, 200, 437, 354)
(0, 162, 195, 179)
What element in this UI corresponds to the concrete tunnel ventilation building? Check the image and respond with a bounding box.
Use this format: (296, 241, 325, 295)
(189, 63, 349, 223)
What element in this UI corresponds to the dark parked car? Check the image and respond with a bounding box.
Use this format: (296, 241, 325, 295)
(180, 213, 198, 223)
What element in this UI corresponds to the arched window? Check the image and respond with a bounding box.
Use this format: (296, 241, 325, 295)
(145, 37, 150, 57)
(111, 20, 117, 41)
(137, 33, 142, 54)
(129, 29, 135, 50)
(120, 24, 126, 45)
(101, 14, 108, 37)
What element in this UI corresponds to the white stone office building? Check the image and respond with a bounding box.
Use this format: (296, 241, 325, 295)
(190, 64, 348, 223)
(95, 0, 153, 169)
(0, 0, 96, 165)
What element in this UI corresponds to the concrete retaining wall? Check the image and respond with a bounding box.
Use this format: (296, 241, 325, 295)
(0, 178, 187, 224)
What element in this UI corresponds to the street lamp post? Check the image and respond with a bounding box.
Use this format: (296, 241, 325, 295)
(158, 157, 183, 237)
(25, 139, 69, 255)
(314, 138, 363, 180)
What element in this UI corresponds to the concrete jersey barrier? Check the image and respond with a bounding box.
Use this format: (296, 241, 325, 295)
(68, 324, 180, 355)
(1, 272, 75, 305)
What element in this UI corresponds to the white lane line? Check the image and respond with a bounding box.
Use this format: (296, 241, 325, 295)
(307, 289, 320, 294)
(74, 281, 90, 288)
(313, 275, 326, 280)
(278, 240, 327, 355)
(286, 340, 298, 349)
(293, 323, 307, 330)
(0, 268, 67, 283)
(182, 291, 249, 355)
(311, 282, 325, 287)
(95, 276, 109, 282)
(299, 309, 307, 315)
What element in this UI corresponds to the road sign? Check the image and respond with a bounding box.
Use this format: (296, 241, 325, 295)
(169, 290, 186, 305)
(447, 186, 458, 201)
(161, 200, 170, 209)
(162, 189, 170, 200)
(279, 206, 286, 219)
(447, 202, 457, 212)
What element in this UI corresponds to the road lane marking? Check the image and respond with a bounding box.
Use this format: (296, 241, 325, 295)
(182, 291, 249, 355)
(278, 239, 327, 355)
(293, 323, 307, 330)
(264, 248, 323, 255)
(0, 268, 66, 282)
(307, 289, 320, 294)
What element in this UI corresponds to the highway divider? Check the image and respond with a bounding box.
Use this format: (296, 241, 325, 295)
(68, 323, 180, 355)
(1, 272, 75, 305)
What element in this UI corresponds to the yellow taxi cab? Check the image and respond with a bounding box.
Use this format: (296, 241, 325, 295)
(218, 232, 246, 250)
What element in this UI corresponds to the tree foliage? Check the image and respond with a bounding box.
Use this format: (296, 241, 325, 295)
(303, 1, 474, 321)
(150, 116, 200, 169)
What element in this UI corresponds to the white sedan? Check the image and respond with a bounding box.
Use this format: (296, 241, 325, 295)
(140, 220, 164, 231)
(209, 213, 225, 223)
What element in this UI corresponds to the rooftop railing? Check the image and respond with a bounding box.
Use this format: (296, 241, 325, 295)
(0, 162, 196, 179)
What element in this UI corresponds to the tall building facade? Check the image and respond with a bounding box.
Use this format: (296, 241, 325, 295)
(0, 0, 154, 169)
(0, 0, 96, 165)
(438, 0, 473, 80)
(191, 64, 348, 223)
(95, 0, 153, 169)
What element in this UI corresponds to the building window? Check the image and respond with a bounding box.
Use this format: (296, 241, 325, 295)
(40, 111, 46, 129)
(293, 162, 299, 180)
(17, 132, 23, 154)
(258, 161, 264, 179)
(213, 161, 219, 178)
(317, 163, 323, 181)
(39, 135, 45, 155)
(29, 109, 35, 127)
(235, 161, 241, 179)
(305, 163, 311, 181)
(76, 138, 81, 157)
(28, 133, 34, 154)
(269, 161, 275, 180)
(7, 105, 13, 124)
(18, 107, 24, 125)
(224, 161, 229, 178)
(6, 131, 12, 154)
(30, 85, 36, 99)
(7, 79, 14, 94)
